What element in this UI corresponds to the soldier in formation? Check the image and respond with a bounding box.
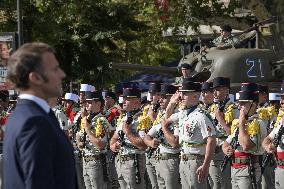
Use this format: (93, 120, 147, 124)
(145, 82, 162, 189)
(208, 77, 237, 189)
(110, 88, 148, 189)
(262, 82, 284, 189)
(165, 81, 217, 189)
(223, 83, 267, 189)
(76, 91, 110, 189)
(144, 84, 181, 189)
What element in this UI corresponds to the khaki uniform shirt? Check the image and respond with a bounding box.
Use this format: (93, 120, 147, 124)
(115, 113, 146, 155)
(226, 115, 267, 155)
(147, 109, 180, 154)
(169, 107, 216, 155)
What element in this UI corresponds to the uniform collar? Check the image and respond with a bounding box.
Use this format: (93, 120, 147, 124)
(185, 105, 198, 115)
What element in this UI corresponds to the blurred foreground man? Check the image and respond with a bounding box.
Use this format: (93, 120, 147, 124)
(3, 43, 77, 189)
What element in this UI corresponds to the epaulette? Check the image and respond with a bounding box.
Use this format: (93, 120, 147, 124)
(257, 107, 270, 121)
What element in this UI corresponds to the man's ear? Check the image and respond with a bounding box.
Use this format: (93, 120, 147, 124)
(28, 72, 43, 85)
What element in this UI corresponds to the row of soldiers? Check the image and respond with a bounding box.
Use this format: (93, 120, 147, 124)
(4, 77, 284, 189)
(48, 77, 283, 189)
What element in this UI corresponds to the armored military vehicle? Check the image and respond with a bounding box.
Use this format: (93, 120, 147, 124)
(109, 17, 284, 92)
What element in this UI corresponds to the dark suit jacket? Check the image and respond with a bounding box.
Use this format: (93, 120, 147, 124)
(3, 99, 77, 189)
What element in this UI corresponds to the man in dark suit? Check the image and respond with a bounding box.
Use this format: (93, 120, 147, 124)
(3, 42, 77, 189)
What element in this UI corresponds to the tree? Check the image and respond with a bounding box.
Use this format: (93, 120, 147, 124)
(0, 0, 283, 91)
(0, 0, 180, 90)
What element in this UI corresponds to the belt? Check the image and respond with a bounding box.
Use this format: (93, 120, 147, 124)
(83, 154, 103, 162)
(183, 142, 206, 148)
(233, 156, 259, 165)
(180, 154, 204, 161)
(160, 143, 172, 148)
(155, 153, 180, 160)
(118, 154, 137, 162)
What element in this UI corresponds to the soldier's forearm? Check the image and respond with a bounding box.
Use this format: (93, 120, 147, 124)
(162, 127, 179, 148)
(85, 129, 106, 150)
(219, 118, 231, 135)
(165, 102, 176, 119)
(238, 123, 255, 151)
(125, 131, 147, 150)
(203, 136, 216, 166)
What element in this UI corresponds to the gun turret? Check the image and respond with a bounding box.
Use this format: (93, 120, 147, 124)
(109, 62, 179, 76)
(238, 16, 277, 37)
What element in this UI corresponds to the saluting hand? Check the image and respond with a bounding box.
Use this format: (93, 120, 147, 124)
(170, 92, 180, 105)
(110, 141, 121, 152)
(239, 107, 249, 126)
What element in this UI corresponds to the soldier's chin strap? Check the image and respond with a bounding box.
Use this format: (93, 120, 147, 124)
(244, 102, 254, 120)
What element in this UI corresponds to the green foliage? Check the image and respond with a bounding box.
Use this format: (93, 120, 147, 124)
(0, 0, 180, 90)
(0, 0, 280, 92)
